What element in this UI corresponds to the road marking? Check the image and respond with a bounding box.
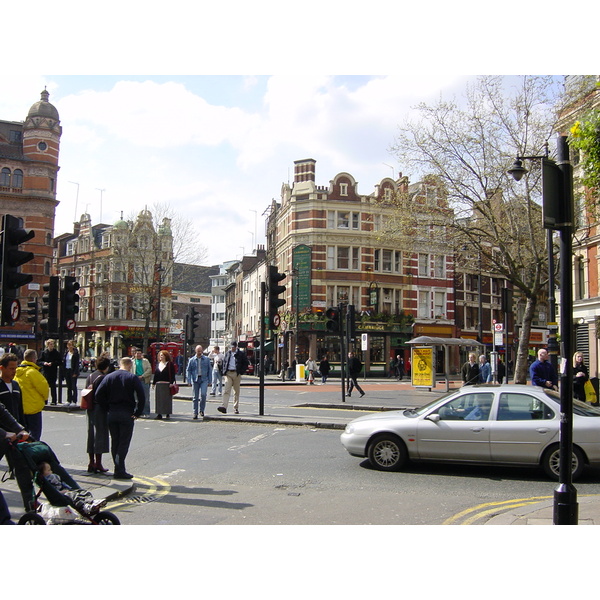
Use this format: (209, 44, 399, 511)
(228, 431, 279, 451)
(107, 474, 171, 511)
(443, 495, 553, 525)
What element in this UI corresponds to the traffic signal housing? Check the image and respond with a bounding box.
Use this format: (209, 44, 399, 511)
(61, 275, 80, 327)
(268, 265, 286, 330)
(326, 306, 341, 332)
(1, 214, 35, 326)
(188, 306, 200, 344)
(26, 299, 39, 332)
(40, 276, 59, 336)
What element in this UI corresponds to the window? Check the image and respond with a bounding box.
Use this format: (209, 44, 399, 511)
(327, 246, 359, 270)
(66, 241, 76, 256)
(394, 251, 402, 273)
(384, 188, 392, 201)
(418, 290, 430, 318)
(426, 187, 437, 204)
(328, 211, 360, 230)
(498, 393, 554, 420)
(110, 295, 127, 319)
(12, 169, 23, 188)
(434, 255, 445, 278)
(418, 253, 429, 277)
(112, 261, 125, 283)
(437, 393, 494, 421)
(340, 183, 348, 196)
(382, 250, 392, 272)
(1, 168, 10, 186)
(434, 291, 446, 318)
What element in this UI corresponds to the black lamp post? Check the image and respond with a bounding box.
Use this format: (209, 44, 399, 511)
(156, 263, 165, 343)
(508, 135, 577, 525)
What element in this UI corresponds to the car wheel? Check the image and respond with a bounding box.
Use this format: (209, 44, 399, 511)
(18, 512, 46, 525)
(368, 434, 407, 471)
(541, 444, 585, 481)
(92, 511, 121, 525)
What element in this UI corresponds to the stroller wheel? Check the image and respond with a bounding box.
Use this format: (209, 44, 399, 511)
(18, 512, 46, 525)
(91, 510, 120, 525)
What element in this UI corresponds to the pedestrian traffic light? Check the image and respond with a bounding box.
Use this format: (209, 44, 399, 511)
(61, 275, 80, 326)
(326, 306, 341, 332)
(188, 306, 200, 344)
(40, 276, 59, 335)
(1, 214, 35, 326)
(501, 287, 513, 314)
(268, 265, 286, 330)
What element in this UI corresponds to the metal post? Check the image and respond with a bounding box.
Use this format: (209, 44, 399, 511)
(156, 263, 163, 343)
(554, 135, 578, 525)
(259, 281, 266, 416)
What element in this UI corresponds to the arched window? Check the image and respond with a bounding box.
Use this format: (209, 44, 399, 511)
(12, 169, 23, 188)
(0, 167, 10, 186)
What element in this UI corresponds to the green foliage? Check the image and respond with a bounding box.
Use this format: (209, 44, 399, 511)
(569, 110, 600, 192)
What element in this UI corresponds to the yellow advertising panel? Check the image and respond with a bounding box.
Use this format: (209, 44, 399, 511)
(411, 347, 434, 387)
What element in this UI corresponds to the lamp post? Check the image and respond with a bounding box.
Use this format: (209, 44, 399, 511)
(156, 263, 165, 343)
(508, 135, 577, 525)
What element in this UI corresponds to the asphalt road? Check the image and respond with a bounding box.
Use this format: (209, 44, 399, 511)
(5, 392, 600, 525)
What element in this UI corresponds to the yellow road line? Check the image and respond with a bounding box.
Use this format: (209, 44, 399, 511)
(107, 475, 171, 511)
(443, 495, 552, 525)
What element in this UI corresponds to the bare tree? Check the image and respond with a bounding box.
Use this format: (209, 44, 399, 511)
(390, 75, 563, 384)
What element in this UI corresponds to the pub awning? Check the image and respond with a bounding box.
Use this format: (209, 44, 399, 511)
(406, 336, 485, 347)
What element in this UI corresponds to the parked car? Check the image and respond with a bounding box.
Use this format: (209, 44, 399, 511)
(340, 384, 600, 480)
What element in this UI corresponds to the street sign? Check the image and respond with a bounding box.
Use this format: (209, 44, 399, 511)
(9, 299, 20, 322)
(361, 333, 368, 351)
(494, 323, 504, 332)
(65, 318, 75, 330)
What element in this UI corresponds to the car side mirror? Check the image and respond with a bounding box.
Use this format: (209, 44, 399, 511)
(426, 413, 440, 423)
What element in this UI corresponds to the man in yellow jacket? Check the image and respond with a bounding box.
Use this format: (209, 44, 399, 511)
(14, 349, 49, 441)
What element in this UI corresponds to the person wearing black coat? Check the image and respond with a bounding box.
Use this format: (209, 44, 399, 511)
(573, 351, 589, 402)
(346, 352, 365, 398)
(461, 353, 480, 386)
(38, 339, 61, 405)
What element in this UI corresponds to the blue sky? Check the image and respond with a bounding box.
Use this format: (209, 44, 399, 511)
(1, 3, 594, 266)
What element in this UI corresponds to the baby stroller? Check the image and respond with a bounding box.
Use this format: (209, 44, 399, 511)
(13, 440, 120, 525)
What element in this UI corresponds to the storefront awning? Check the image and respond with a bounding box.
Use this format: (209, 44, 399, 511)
(406, 336, 485, 347)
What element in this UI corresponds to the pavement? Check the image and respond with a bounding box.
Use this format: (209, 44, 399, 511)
(9, 375, 600, 525)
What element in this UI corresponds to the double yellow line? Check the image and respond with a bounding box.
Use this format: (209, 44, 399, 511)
(107, 475, 171, 512)
(443, 495, 553, 525)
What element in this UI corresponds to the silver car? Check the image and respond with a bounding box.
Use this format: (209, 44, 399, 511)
(340, 384, 600, 480)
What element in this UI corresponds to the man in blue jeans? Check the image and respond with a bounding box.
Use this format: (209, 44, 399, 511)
(95, 357, 145, 480)
(186, 345, 212, 419)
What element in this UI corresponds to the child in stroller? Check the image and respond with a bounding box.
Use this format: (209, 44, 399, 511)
(15, 440, 120, 525)
(38, 461, 106, 515)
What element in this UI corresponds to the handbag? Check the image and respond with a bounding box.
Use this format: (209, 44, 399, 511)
(169, 383, 179, 396)
(584, 379, 597, 403)
(80, 386, 94, 410)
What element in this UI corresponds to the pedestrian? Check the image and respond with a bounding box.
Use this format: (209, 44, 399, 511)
(346, 352, 365, 398)
(573, 351, 589, 402)
(497, 357, 506, 384)
(84, 356, 111, 473)
(1, 400, 30, 522)
(319, 356, 331, 384)
(62, 340, 80, 406)
(289, 359, 296, 381)
(0, 353, 23, 422)
(395, 355, 404, 380)
(38, 339, 61, 405)
(208, 345, 224, 396)
(95, 357, 145, 480)
(217, 341, 249, 415)
(478, 354, 491, 383)
(152, 350, 176, 420)
(530, 348, 558, 390)
(133, 350, 152, 416)
(14, 349, 48, 442)
(305, 356, 317, 384)
(187, 345, 211, 419)
(461, 352, 480, 386)
(280, 360, 289, 381)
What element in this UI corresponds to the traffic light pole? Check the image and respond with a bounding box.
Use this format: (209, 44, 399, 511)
(340, 303, 346, 403)
(259, 281, 266, 415)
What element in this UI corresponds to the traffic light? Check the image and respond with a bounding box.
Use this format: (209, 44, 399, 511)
(346, 304, 356, 339)
(61, 275, 80, 326)
(501, 287, 513, 314)
(1, 213, 35, 326)
(326, 306, 341, 332)
(40, 276, 59, 336)
(267, 265, 286, 330)
(26, 299, 39, 332)
(188, 306, 200, 344)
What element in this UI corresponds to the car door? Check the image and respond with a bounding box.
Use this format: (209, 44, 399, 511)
(489, 391, 559, 464)
(416, 392, 493, 461)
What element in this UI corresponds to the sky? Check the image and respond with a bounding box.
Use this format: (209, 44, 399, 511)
(2, 2, 594, 268)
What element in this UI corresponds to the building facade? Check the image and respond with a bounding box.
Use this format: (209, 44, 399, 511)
(0, 90, 61, 349)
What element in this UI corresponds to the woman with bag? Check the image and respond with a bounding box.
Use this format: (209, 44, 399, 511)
(84, 357, 111, 473)
(573, 351, 589, 402)
(152, 350, 176, 420)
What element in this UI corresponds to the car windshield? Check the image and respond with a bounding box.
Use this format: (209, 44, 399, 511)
(405, 391, 460, 418)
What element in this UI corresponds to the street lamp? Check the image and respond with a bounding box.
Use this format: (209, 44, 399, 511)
(508, 135, 577, 525)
